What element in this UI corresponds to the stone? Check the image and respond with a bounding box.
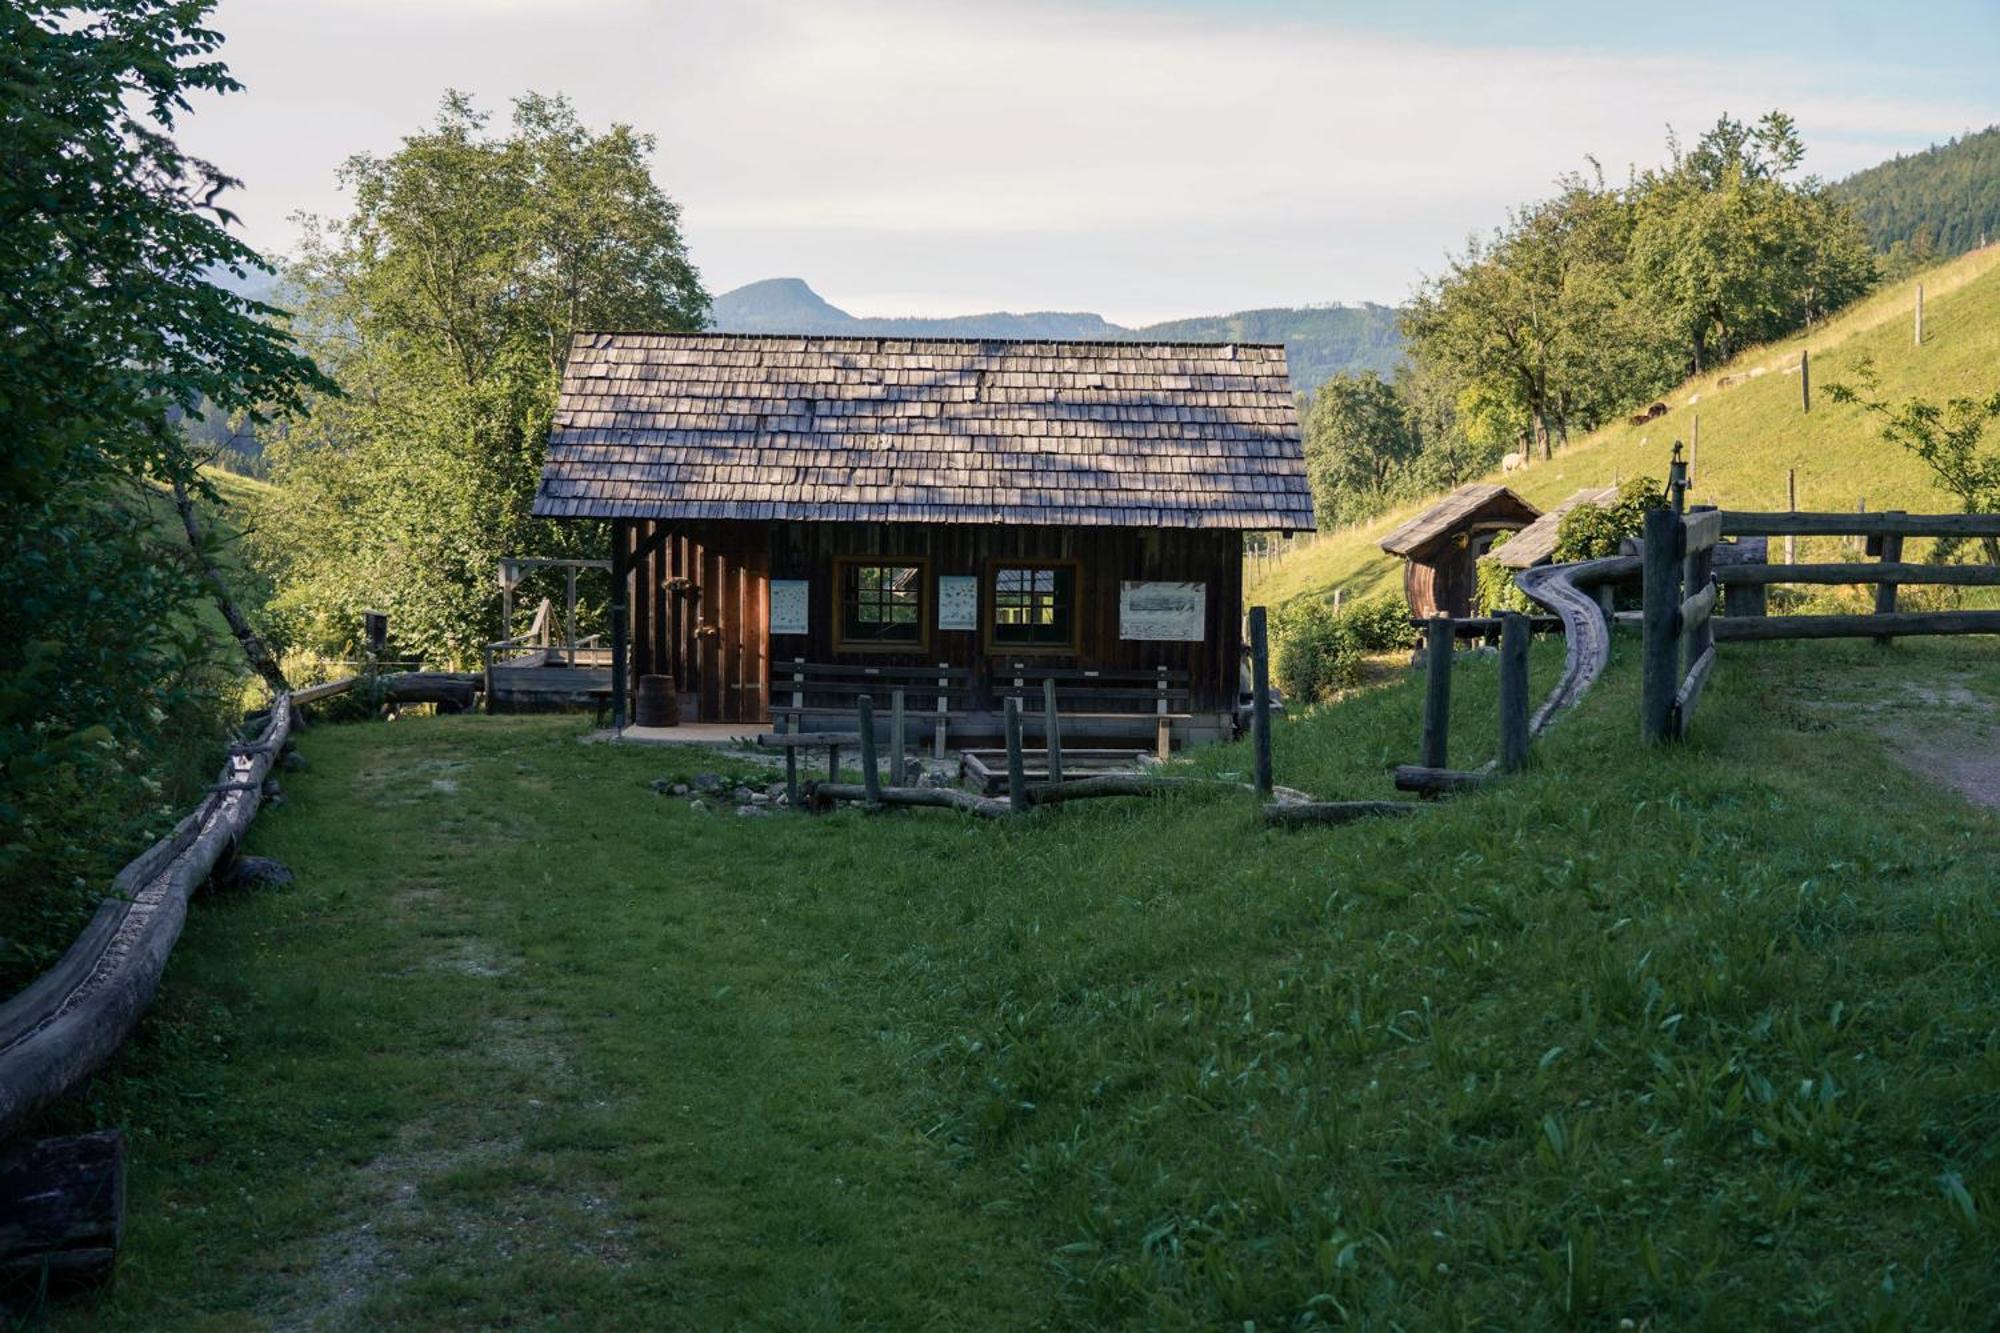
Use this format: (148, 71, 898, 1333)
(730, 785, 756, 803)
(736, 805, 768, 818)
(648, 777, 675, 793)
(671, 783, 690, 796)
(749, 792, 771, 805)
(692, 773, 726, 793)
(281, 749, 308, 772)
(220, 855, 294, 892)
(687, 798, 709, 814)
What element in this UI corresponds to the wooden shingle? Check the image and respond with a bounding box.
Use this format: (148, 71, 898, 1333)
(532, 332, 1312, 530)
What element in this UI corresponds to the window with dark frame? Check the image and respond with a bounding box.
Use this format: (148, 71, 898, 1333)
(839, 562, 925, 646)
(991, 564, 1076, 648)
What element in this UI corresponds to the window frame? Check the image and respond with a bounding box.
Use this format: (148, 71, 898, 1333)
(831, 555, 931, 654)
(982, 557, 1083, 656)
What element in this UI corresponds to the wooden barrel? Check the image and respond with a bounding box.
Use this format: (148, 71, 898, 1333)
(635, 675, 678, 727)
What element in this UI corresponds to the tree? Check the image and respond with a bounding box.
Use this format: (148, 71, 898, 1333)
(1301, 371, 1421, 526)
(1404, 173, 1671, 462)
(259, 92, 708, 664)
(1828, 359, 2000, 563)
(1629, 113, 1875, 373)
(1, 1, 329, 977)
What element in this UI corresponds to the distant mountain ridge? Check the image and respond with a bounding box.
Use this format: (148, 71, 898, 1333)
(708, 277, 1404, 393)
(1832, 125, 2000, 262)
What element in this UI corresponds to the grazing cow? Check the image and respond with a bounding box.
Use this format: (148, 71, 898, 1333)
(1502, 451, 1525, 473)
(1627, 400, 1669, 426)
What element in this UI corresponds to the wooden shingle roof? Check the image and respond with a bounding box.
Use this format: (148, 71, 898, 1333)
(1488, 485, 1619, 568)
(532, 332, 1312, 529)
(1377, 484, 1540, 559)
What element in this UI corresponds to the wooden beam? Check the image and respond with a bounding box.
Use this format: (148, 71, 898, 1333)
(1718, 511, 2000, 539)
(1393, 765, 1490, 794)
(1640, 506, 1682, 744)
(0, 1130, 124, 1294)
(1712, 611, 2000, 641)
(1419, 617, 1454, 770)
(1674, 643, 1716, 738)
(1263, 799, 1421, 827)
(1715, 561, 2000, 586)
(1497, 611, 1530, 773)
(1250, 605, 1273, 797)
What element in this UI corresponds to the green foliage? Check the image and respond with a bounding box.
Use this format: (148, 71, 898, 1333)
(1833, 124, 2000, 263)
(1630, 113, 1876, 374)
(1828, 358, 2000, 560)
(1553, 475, 1664, 562)
(1272, 592, 1414, 704)
(256, 92, 708, 665)
(1300, 371, 1421, 526)
(1475, 550, 1536, 613)
(0, 2, 328, 982)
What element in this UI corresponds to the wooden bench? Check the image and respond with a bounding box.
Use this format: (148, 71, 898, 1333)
(994, 663, 1192, 759)
(768, 660, 974, 757)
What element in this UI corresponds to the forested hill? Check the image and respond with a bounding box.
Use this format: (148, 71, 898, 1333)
(709, 277, 1405, 393)
(1832, 125, 2000, 260)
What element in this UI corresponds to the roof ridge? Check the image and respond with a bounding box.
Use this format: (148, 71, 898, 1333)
(568, 329, 1291, 352)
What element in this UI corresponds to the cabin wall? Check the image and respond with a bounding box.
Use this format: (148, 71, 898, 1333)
(626, 520, 1245, 721)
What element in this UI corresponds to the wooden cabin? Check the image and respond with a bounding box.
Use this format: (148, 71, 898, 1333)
(531, 332, 1313, 746)
(1377, 484, 1540, 618)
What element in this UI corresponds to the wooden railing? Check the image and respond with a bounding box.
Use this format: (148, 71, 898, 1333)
(1643, 506, 2000, 741)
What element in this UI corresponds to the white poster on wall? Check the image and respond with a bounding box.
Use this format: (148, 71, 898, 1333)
(1119, 581, 1206, 641)
(937, 575, 978, 631)
(769, 579, 810, 636)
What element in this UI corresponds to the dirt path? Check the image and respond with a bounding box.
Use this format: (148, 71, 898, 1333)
(1810, 671, 2000, 812)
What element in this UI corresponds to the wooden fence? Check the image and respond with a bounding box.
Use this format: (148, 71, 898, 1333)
(1642, 505, 2000, 741)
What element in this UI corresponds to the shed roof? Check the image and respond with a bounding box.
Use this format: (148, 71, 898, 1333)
(1376, 484, 1540, 559)
(531, 332, 1312, 529)
(1488, 485, 1619, 568)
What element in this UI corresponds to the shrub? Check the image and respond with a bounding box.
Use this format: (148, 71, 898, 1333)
(1337, 592, 1421, 652)
(1272, 599, 1360, 705)
(1552, 475, 1662, 561)
(1476, 555, 1537, 613)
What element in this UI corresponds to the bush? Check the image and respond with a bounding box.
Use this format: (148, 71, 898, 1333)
(1552, 475, 1662, 561)
(1476, 556, 1537, 613)
(1271, 592, 1418, 706)
(1337, 593, 1420, 652)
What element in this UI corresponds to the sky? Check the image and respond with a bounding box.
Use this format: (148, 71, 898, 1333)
(185, 0, 2000, 326)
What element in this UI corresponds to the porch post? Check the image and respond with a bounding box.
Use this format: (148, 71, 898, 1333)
(610, 521, 629, 733)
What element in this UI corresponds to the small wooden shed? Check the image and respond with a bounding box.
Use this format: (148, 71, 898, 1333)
(531, 331, 1313, 743)
(1377, 483, 1540, 618)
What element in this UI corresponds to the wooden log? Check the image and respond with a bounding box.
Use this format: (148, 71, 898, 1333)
(608, 593, 628, 731)
(0, 698, 290, 1139)
(1678, 581, 1718, 637)
(290, 676, 359, 705)
(1394, 765, 1490, 794)
(1419, 617, 1454, 770)
(856, 695, 881, 807)
(1719, 511, 2000, 539)
(1250, 605, 1273, 797)
(1716, 561, 2000, 586)
(889, 689, 906, 786)
(1004, 697, 1027, 811)
(781, 715, 798, 809)
(1497, 611, 1530, 773)
(805, 782, 1011, 819)
(1712, 611, 2000, 641)
(1874, 516, 1906, 646)
(1263, 799, 1421, 827)
(380, 672, 480, 708)
(1675, 643, 1716, 738)
(1025, 775, 1258, 805)
(1042, 678, 1063, 786)
(1682, 508, 1723, 555)
(0, 1131, 124, 1295)
(1640, 506, 1682, 744)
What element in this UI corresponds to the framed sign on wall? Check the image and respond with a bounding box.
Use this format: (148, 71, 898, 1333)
(1119, 581, 1206, 641)
(937, 575, 978, 631)
(769, 579, 810, 636)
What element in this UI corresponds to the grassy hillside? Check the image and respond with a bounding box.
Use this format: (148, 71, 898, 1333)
(46, 638, 2000, 1328)
(141, 466, 275, 650)
(1250, 243, 2000, 610)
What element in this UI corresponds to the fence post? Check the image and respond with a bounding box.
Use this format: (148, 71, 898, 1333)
(1640, 506, 1682, 743)
(1874, 513, 1906, 646)
(1800, 347, 1811, 413)
(890, 689, 907, 786)
(1498, 611, 1531, 773)
(1042, 677, 1064, 786)
(1684, 505, 1717, 669)
(1004, 696, 1027, 811)
(609, 598, 628, 733)
(857, 695, 881, 807)
(1419, 617, 1454, 770)
(1785, 468, 1797, 565)
(1250, 605, 1273, 797)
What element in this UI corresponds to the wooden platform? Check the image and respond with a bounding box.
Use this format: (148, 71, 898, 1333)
(486, 650, 613, 713)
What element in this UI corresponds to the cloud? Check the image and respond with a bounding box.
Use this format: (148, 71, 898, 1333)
(188, 0, 1995, 322)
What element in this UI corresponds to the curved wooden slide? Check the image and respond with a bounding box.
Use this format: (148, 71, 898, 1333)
(1513, 554, 1640, 736)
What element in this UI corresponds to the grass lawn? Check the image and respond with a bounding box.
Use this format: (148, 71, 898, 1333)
(1249, 243, 2000, 612)
(38, 636, 2000, 1329)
